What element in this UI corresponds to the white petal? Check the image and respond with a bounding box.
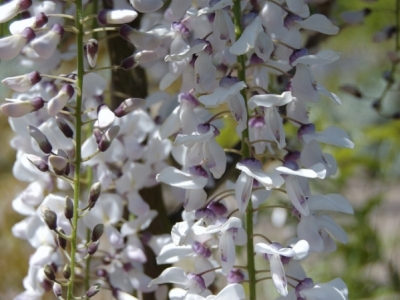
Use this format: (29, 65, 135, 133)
(213, 284, 245, 300)
(269, 254, 288, 296)
(220, 231, 236, 275)
(156, 167, 207, 189)
(235, 172, 253, 214)
(292, 240, 309, 260)
(198, 81, 246, 107)
(248, 91, 293, 109)
(184, 188, 207, 211)
(165, 43, 207, 61)
(296, 14, 339, 35)
(307, 194, 353, 214)
(149, 267, 188, 286)
(292, 50, 340, 66)
(303, 126, 354, 148)
(230, 17, 263, 55)
(319, 215, 348, 244)
(157, 243, 193, 264)
(291, 64, 319, 103)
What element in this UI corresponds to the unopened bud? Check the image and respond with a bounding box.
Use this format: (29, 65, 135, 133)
(97, 9, 138, 25)
(91, 224, 104, 242)
(114, 97, 145, 117)
(63, 264, 71, 279)
(52, 282, 62, 297)
(31, 23, 64, 59)
(57, 228, 67, 249)
(87, 241, 99, 255)
(98, 125, 120, 152)
(43, 264, 56, 281)
(2, 71, 41, 92)
(89, 182, 101, 208)
(28, 125, 53, 153)
(49, 155, 68, 175)
(41, 206, 57, 230)
(64, 196, 73, 220)
(0, 27, 35, 60)
(120, 55, 136, 70)
(55, 115, 74, 138)
(86, 283, 101, 298)
(1, 96, 44, 118)
(84, 38, 98, 68)
(93, 127, 102, 144)
(25, 154, 48, 172)
(0, 0, 32, 24)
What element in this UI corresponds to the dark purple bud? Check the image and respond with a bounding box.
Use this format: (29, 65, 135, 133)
(239, 157, 262, 170)
(97, 10, 108, 25)
(20, 27, 36, 42)
(119, 24, 132, 40)
(188, 165, 208, 177)
(120, 55, 136, 70)
(282, 160, 299, 171)
(249, 116, 265, 128)
(29, 70, 42, 85)
(171, 22, 190, 38)
(295, 278, 314, 297)
(219, 76, 239, 88)
(64, 196, 73, 220)
(207, 201, 228, 216)
(52, 282, 62, 297)
(41, 206, 57, 230)
(339, 84, 362, 98)
(114, 98, 145, 117)
(26, 154, 49, 172)
(63, 264, 71, 279)
(49, 155, 68, 175)
(227, 269, 245, 283)
(57, 228, 67, 249)
(91, 224, 104, 242)
(96, 269, 108, 278)
(29, 96, 44, 111)
(88, 241, 99, 255)
(18, 0, 32, 10)
(98, 125, 120, 152)
(55, 115, 74, 138)
(93, 127, 102, 144)
(289, 48, 308, 66)
(86, 283, 101, 298)
(28, 125, 53, 153)
(84, 38, 98, 68)
(51, 23, 64, 37)
(35, 12, 48, 28)
(284, 13, 303, 29)
(297, 123, 315, 139)
(89, 182, 102, 208)
(43, 264, 56, 281)
(283, 151, 301, 162)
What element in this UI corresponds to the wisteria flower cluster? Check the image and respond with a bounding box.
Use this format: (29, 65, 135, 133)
(1, 0, 354, 299)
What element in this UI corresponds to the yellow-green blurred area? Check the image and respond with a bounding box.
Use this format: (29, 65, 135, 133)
(1, 0, 400, 298)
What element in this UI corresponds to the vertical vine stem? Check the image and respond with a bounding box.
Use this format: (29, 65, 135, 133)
(232, 1, 256, 299)
(67, 0, 84, 297)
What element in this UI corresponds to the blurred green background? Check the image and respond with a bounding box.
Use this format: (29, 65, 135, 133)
(1, 0, 400, 299)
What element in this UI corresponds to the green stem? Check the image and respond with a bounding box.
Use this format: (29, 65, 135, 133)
(232, 1, 255, 299)
(67, 0, 84, 298)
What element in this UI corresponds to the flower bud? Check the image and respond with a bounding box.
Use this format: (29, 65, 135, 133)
(96, 104, 115, 130)
(0, 27, 35, 60)
(84, 38, 98, 68)
(43, 264, 56, 281)
(98, 9, 138, 25)
(63, 264, 71, 279)
(55, 115, 74, 138)
(86, 283, 101, 298)
(31, 23, 64, 58)
(87, 241, 99, 255)
(25, 154, 48, 172)
(91, 224, 104, 242)
(0, 0, 32, 24)
(114, 98, 145, 117)
(57, 228, 67, 249)
(88, 182, 102, 209)
(1, 96, 44, 118)
(28, 125, 53, 154)
(41, 206, 58, 230)
(48, 84, 74, 116)
(52, 282, 62, 297)
(93, 127, 102, 144)
(49, 155, 68, 175)
(98, 125, 120, 152)
(64, 196, 74, 220)
(2, 71, 42, 92)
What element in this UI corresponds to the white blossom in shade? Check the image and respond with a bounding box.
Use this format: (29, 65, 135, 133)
(301, 140, 337, 177)
(169, 283, 245, 300)
(0, 27, 35, 60)
(12, 181, 45, 216)
(97, 9, 138, 25)
(116, 162, 152, 194)
(130, 0, 163, 13)
(2, 71, 42, 92)
(254, 31, 274, 62)
(15, 266, 45, 300)
(260, 2, 287, 39)
(278, 277, 348, 300)
(298, 124, 355, 148)
(210, 4, 236, 50)
(31, 23, 64, 59)
(194, 49, 217, 94)
(288, 13, 339, 35)
(230, 15, 263, 55)
(291, 64, 319, 103)
(255, 240, 309, 296)
(119, 24, 161, 50)
(164, 0, 192, 22)
(297, 214, 348, 253)
(174, 124, 226, 179)
(235, 158, 284, 214)
(286, 0, 310, 18)
(0, 0, 32, 24)
(9, 12, 48, 34)
(193, 217, 247, 275)
(291, 50, 340, 67)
